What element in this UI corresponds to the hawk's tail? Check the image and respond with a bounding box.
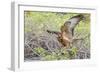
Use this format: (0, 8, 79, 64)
(47, 30, 61, 35)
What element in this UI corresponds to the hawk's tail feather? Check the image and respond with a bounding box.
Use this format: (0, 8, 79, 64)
(47, 30, 61, 35)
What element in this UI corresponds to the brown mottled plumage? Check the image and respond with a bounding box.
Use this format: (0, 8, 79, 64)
(47, 14, 85, 48)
